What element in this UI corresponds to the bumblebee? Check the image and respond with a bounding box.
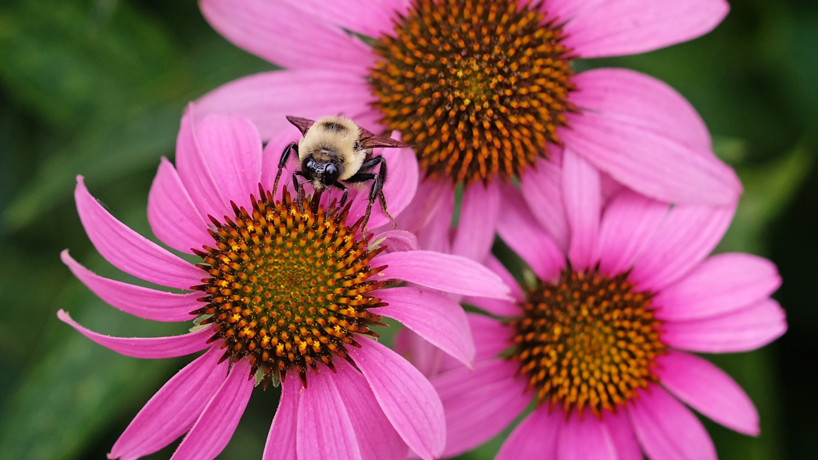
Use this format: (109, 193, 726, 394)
(274, 115, 408, 231)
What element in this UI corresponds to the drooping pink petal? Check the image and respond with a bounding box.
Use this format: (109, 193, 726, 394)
(496, 408, 562, 460)
(628, 386, 717, 460)
(61, 251, 198, 323)
(497, 183, 566, 282)
(351, 338, 445, 460)
(170, 359, 254, 460)
(662, 298, 787, 353)
(433, 359, 530, 457)
(562, 148, 601, 271)
(397, 177, 454, 236)
(563, 0, 730, 59)
(349, 140, 419, 230)
(75, 177, 203, 290)
(371, 230, 419, 254)
(602, 410, 643, 460)
(597, 190, 669, 276)
(657, 351, 759, 436)
(281, 0, 409, 38)
(373, 287, 475, 368)
(147, 158, 211, 254)
(374, 250, 511, 299)
(262, 377, 300, 460)
(332, 359, 409, 460)
(199, 0, 375, 74)
(296, 368, 363, 460)
(570, 69, 712, 152)
(520, 157, 570, 252)
(412, 186, 455, 254)
(393, 327, 444, 378)
(451, 182, 500, 261)
(561, 73, 741, 205)
(467, 313, 513, 363)
(193, 115, 263, 207)
(109, 347, 228, 460)
(57, 310, 210, 359)
(558, 414, 638, 460)
(654, 253, 781, 321)
(196, 70, 376, 141)
(628, 203, 735, 292)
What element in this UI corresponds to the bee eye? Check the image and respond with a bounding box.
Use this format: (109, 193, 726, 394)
(325, 164, 339, 182)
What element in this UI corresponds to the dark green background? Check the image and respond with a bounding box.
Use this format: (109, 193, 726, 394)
(0, 0, 816, 458)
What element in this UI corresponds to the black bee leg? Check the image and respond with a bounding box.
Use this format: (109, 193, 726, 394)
(292, 170, 307, 211)
(346, 155, 394, 232)
(334, 182, 349, 209)
(273, 142, 298, 194)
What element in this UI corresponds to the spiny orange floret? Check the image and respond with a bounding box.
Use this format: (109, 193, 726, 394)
(191, 187, 394, 387)
(508, 267, 666, 419)
(370, 0, 576, 185)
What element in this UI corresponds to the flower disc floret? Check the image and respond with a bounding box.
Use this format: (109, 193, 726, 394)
(192, 187, 392, 386)
(370, 0, 575, 185)
(510, 267, 666, 418)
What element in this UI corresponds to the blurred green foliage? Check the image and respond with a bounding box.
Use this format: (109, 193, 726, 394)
(0, 0, 816, 459)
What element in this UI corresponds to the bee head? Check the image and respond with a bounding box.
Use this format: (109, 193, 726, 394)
(302, 157, 341, 188)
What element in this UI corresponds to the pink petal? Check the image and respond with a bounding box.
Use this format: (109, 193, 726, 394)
(351, 338, 445, 460)
(193, 115, 263, 207)
(563, 0, 730, 58)
(374, 287, 474, 367)
(147, 158, 211, 254)
(371, 230, 419, 254)
(174, 107, 232, 223)
(109, 347, 228, 460)
(375, 250, 511, 299)
(520, 158, 570, 252)
(170, 359, 254, 460)
(262, 377, 300, 460)
(75, 177, 203, 290)
(296, 368, 363, 460)
(497, 183, 566, 282)
(412, 187, 455, 254)
(451, 183, 500, 261)
(433, 359, 530, 457)
(657, 351, 759, 436)
(562, 148, 602, 271)
(654, 253, 781, 321)
(282, 0, 408, 38)
(597, 190, 670, 276)
(562, 72, 741, 205)
(260, 130, 300, 200)
(349, 140, 420, 230)
(467, 313, 513, 363)
(496, 408, 561, 460)
(602, 410, 643, 460)
(558, 414, 638, 460)
(393, 327, 444, 378)
(570, 69, 711, 152)
(397, 177, 454, 236)
(199, 0, 374, 73)
(628, 203, 735, 292)
(628, 386, 717, 460)
(332, 359, 409, 460)
(61, 250, 198, 323)
(662, 298, 787, 353)
(58, 310, 210, 359)
(196, 70, 376, 140)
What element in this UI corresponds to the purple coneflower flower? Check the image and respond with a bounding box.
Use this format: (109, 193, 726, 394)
(196, 0, 742, 263)
(398, 149, 785, 459)
(59, 106, 510, 460)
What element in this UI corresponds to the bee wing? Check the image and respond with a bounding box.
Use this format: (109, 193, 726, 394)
(358, 126, 410, 149)
(286, 116, 315, 135)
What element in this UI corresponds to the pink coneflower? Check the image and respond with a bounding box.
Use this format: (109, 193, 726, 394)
(398, 149, 785, 459)
(197, 0, 742, 262)
(58, 106, 510, 460)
